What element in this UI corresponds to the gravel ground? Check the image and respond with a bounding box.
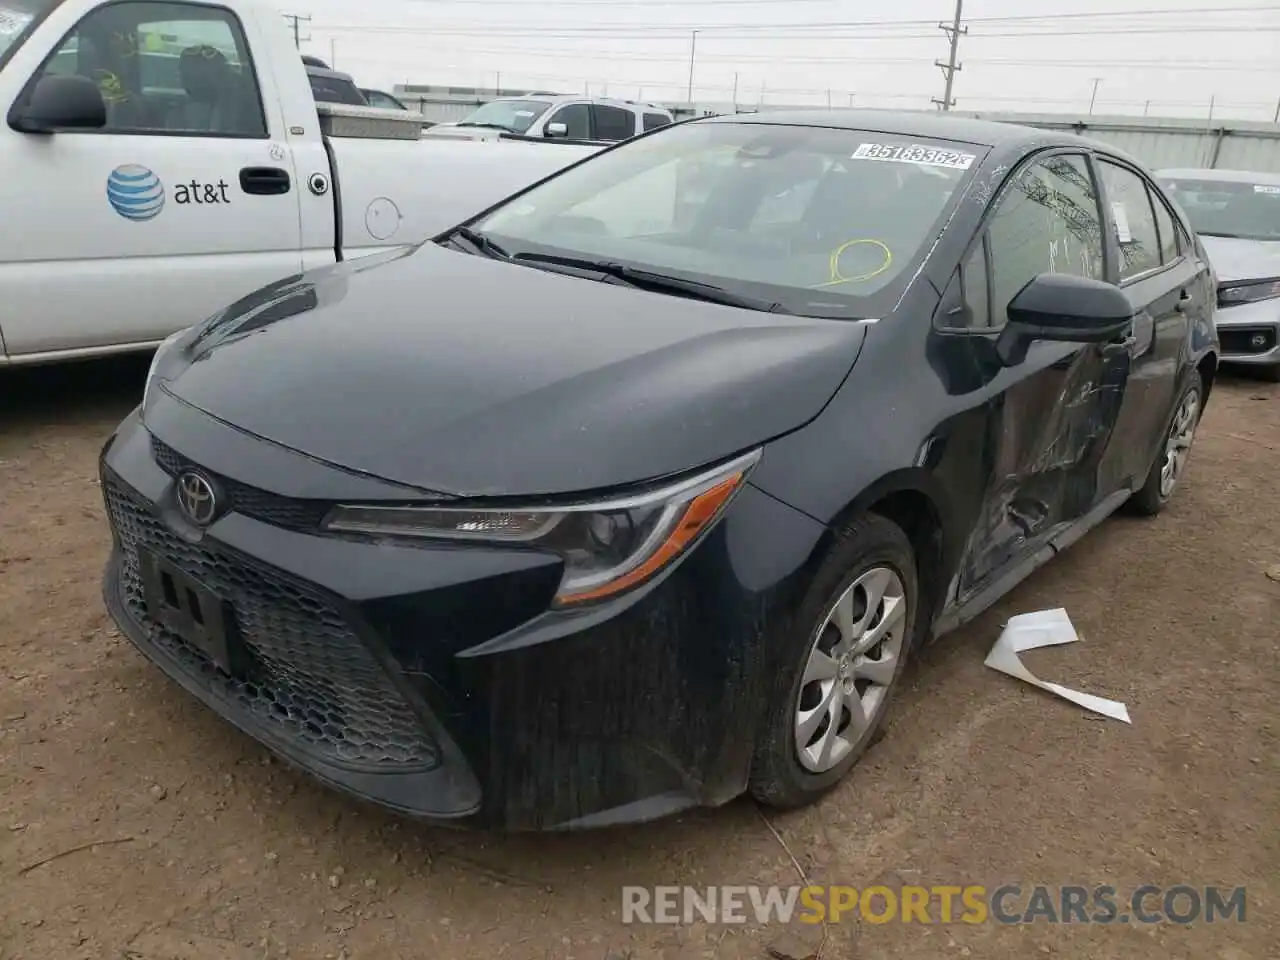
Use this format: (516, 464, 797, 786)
(1, 355, 1276, 960)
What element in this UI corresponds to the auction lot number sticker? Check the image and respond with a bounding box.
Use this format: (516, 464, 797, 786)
(853, 142, 976, 169)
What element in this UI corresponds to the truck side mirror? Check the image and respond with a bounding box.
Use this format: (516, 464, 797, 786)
(544, 121, 568, 138)
(9, 75, 107, 134)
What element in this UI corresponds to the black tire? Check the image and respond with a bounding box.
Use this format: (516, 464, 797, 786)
(1260, 363, 1280, 383)
(749, 513, 917, 810)
(1127, 373, 1203, 517)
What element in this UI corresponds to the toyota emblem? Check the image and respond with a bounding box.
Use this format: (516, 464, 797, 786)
(176, 471, 218, 526)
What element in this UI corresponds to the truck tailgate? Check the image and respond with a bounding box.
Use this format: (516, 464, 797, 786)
(329, 137, 604, 255)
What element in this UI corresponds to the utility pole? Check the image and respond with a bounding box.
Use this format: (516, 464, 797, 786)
(848, 92, 855, 106)
(686, 30, 698, 104)
(1088, 77, 1103, 114)
(329, 38, 336, 67)
(827, 88, 832, 108)
(282, 13, 310, 49)
(932, 0, 965, 111)
(1143, 99, 1150, 116)
(1272, 95, 1279, 123)
(731, 72, 738, 109)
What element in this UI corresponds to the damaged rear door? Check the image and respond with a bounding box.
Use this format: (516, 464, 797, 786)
(949, 149, 1123, 595)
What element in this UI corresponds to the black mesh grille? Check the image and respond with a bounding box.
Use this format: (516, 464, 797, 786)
(104, 471, 440, 772)
(150, 437, 331, 532)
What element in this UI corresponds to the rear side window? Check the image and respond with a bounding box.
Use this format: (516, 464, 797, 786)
(1149, 189, 1180, 265)
(309, 73, 366, 105)
(643, 112, 671, 132)
(1098, 160, 1161, 280)
(591, 104, 634, 141)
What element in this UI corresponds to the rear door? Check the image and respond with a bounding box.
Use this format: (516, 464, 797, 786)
(1090, 156, 1202, 494)
(0, 0, 303, 357)
(941, 150, 1123, 595)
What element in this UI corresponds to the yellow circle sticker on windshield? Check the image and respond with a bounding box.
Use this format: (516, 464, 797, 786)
(814, 239, 893, 288)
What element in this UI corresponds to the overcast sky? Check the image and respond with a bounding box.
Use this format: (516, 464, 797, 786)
(286, 0, 1280, 121)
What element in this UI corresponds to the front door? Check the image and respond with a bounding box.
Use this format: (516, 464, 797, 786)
(0, 0, 302, 357)
(946, 150, 1124, 597)
(1090, 157, 1200, 495)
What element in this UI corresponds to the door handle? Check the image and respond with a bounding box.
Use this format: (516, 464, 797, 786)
(239, 166, 291, 196)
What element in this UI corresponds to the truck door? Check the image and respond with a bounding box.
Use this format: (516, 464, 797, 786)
(0, 0, 303, 358)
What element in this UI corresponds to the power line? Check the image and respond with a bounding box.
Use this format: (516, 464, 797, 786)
(315, 21, 1280, 39)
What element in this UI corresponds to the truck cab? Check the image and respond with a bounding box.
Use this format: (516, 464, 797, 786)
(0, 0, 603, 365)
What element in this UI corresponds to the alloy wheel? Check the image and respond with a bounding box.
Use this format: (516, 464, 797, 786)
(1159, 389, 1200, 499)
(793, 566, 907, 774)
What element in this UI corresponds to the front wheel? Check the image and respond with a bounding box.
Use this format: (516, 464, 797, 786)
(749, 514, 916, 810)
(1127, 374, 1203, 517)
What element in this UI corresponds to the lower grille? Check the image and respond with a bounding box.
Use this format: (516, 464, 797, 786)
(104, 471, 440, 772)
(1219, 327, 1277, 355)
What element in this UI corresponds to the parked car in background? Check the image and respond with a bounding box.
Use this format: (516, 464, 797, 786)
(424, 94, 673, 143)
(304, 61, 366, 106)
(1158, 167, 1280, 380)
(360, 88, 409, 111)
(102, 110, 1218, 830)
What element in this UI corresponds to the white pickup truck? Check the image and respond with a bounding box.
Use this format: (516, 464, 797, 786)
(0, 0, 600, 365)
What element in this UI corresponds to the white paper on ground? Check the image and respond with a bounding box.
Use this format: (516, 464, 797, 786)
(984, 608, 1132, 723)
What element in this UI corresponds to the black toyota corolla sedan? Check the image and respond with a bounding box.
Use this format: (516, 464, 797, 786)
(100, 111, 1219, 830)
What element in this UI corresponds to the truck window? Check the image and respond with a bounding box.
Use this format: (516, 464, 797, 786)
(642, 112, 670, 132)
(590, 104, 633, 141)
(23, 0, 266, 137)
(545, 103, 589, 140)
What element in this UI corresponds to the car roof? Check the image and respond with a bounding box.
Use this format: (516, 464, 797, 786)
(495, 94, 671, 114)
(701, 109, 1086, 149)
(1157, 167, 1280, 185)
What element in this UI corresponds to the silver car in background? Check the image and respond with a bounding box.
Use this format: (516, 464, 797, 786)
(1158, 168, 1280, 381)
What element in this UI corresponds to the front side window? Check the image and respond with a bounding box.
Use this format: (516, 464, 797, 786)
(457, 98, 550, 134)
(984, 153, 1105, 327)
(1161, 176, 1280, 242)
(22, 0, 266, 136)
(474, 122, 985, 318)
(1098, 160, 1161, 280)
(545, 102, 589, 139)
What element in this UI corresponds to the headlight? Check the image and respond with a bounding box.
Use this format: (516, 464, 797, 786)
(142, 330, 185, 410)
(1218, 278, 1280, 306)
(323, 449, 762, 605)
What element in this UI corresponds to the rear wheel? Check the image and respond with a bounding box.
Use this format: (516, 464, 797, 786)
(1127, 374, 1202, 517)
(750, 514, 916, 810)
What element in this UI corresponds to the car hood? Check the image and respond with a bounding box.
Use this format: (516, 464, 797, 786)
(1199, 234, 1280, 283)
(160, 245, 868, 498)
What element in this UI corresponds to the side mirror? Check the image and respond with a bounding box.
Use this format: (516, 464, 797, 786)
(995, 272, 1133, 366)
(544, 121, 568, 138)
(10, 74, 107, 134)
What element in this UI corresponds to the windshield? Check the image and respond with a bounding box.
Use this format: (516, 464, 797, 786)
(474, 121, 984, 317)
(1162, 177, 1280, 242)
(459, 99, 551, 133)
(0, 0, 52, 65)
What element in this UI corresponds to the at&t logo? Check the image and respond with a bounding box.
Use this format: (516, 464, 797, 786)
(106, 164, 165, 221)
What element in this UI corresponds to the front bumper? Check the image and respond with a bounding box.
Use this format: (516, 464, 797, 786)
(1216, 302, 1280, 368)
(99, 407, 824, 830)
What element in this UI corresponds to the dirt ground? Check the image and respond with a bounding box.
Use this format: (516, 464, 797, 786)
(0, 356, 1275, 960)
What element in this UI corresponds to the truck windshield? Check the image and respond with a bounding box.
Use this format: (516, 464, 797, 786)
(0, 0, 52, 65)
(1162, 177, 1280, 242)
(458, 99, 551, 134)
(474, 120, 984, 318)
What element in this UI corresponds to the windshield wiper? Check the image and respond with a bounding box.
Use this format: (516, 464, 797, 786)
(445, 226, 511, 260)
(455, 121, 516, 133)
(512, 253, 792, 314)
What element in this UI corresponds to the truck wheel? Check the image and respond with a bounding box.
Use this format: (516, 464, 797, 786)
(750, 514, 916, 810)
